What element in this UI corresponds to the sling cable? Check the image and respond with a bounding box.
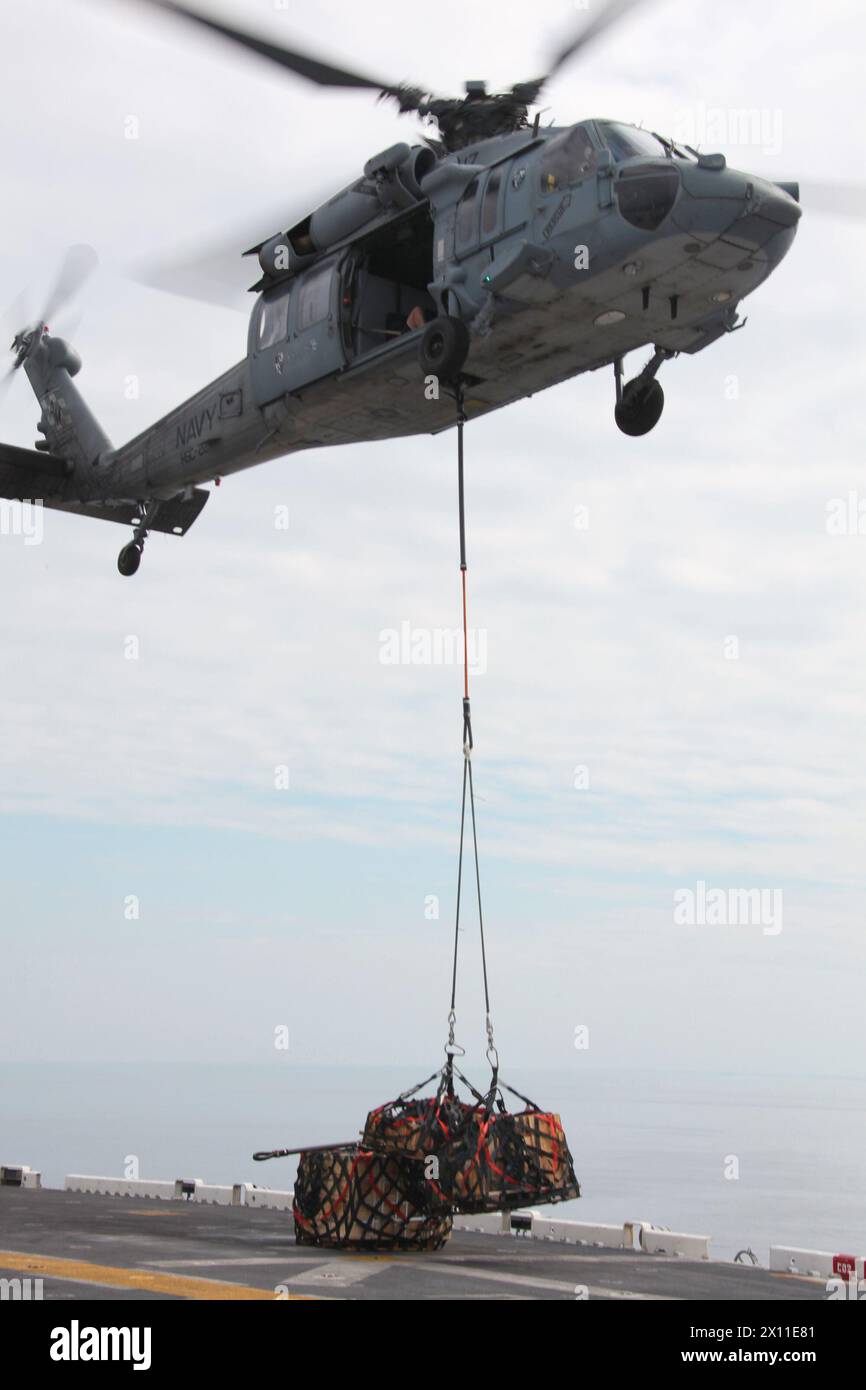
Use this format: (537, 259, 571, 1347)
(446, 378, 497, 1092)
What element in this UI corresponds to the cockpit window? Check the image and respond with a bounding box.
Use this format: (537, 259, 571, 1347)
(482, 169, 502, 235)
(456, 177, 480, 247)
(257, 290, 290, 349)
(598, 123, 671, 162)
(297, 265, 332, 329)
(540, 125, 597, 192)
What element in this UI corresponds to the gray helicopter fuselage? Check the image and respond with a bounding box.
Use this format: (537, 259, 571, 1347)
(23, 119, 801, 518)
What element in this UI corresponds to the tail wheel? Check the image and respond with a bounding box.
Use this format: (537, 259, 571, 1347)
(419, 316, 470, 382)
(117, 541, 142, 577)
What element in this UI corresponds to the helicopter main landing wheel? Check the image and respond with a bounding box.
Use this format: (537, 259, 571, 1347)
(615, 377, 665, 437)
(419, 315, 470, 382)
(117, 540, 143, 577)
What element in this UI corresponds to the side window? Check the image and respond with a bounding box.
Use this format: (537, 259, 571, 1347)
(297, 265, 332, 330)
(455, 177, 480, 249)
(257, 290, 290, 349)
(481, 169, 502, 237)
(540, 125, 597, 193)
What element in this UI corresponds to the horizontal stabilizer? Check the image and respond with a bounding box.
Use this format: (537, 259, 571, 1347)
(44, 490, 210, 536)
(0, 441, 71, 493)
(0, 442, 209, 536)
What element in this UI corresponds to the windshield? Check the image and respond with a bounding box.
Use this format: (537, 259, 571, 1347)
(540, 124, 597, 192)
(598, 122, 689, 162)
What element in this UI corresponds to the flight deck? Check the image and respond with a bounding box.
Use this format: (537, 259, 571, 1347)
(0, 1186, 830, 1302)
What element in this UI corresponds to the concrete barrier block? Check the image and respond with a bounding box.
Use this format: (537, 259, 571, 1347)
(640, 1224, 710, 1259)
(63, 1174, 251, 1207)
(453, 1211, 512, 1234)
(531, 1217, 629, 1248)
(1, 1165, 41, 1189)
(245, 1186, 294, 1210)
(64, 1175, 178, 1200)
(770, 1246, 866, 1280)
(189, 1182, 240, 1206)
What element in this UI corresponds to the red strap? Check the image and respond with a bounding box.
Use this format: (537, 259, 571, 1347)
(461, 568, 470, 701)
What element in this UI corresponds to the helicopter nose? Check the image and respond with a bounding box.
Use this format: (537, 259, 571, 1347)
(738, 175, 802, 233)
(672, 163, 801, 269)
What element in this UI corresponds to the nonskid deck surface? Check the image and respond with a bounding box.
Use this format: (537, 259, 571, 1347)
(0, 1189, 824, 1301)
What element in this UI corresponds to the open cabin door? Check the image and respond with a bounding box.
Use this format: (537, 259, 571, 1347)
(342, 207, 436, 363)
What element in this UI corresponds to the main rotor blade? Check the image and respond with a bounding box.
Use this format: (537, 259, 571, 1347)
(0, 361, 18, 405)
(514, 0, 653, 104)
(800, 179, 866, 220)
(40, 243, 98, 327)
(145, 0, 424, 103)
(133, 241, 257, 310)
(130, 180, 349, 310)
(0, 288, 32, 348)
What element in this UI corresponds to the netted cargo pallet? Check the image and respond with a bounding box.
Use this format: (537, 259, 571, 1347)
(441, 1107, 580, 1213)
(363, 1067, 580, 1215)
(363, 1089, 471, 1212)
(292, 1144, 452, 1251)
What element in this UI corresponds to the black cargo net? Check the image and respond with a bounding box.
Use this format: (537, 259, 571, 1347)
(292, 1145, 451, 1252)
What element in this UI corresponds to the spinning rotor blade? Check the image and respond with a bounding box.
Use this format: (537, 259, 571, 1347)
(0, 247, 97, 406)
(0, 287, 35, 404)
(39, 243, 98, 327)
(148, 0, 649, 113)
(145, 0, 427, 108)
(0, 361, 18, 405)
(800, 179, 866, 220)
(513, 0, 653, 104)
(130, 178, 350, 310)
(1, 288, 32, 348)
(547, 0, 651, 80)
(133, 240, 262, 310)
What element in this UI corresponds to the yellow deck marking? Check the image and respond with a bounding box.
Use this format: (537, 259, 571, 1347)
(127, 1210, 185, 1217)
(0, 1250, 315, 1301)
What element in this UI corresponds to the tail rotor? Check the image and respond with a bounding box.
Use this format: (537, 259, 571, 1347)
(1, 244, 98, 401)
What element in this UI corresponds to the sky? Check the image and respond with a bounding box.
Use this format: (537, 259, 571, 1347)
(0, 0, 865, 1080)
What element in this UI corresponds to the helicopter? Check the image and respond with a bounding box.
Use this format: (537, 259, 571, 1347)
(0, 0, 816, 576)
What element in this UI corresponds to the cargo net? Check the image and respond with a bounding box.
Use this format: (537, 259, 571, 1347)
(362, 1065, 581, 1216)
(292, 1146, 452, 1252)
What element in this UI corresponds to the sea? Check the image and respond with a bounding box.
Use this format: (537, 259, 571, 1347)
(2, 1062, 864, 1265)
